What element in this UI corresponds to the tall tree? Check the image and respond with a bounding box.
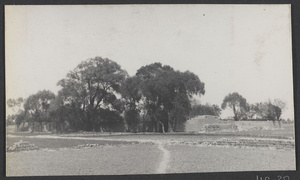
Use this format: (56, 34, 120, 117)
(136, 63, 205, 132)
(221, 92, 249, 121)
(57, 57, 128, 131)
(23, 90, 55, 132)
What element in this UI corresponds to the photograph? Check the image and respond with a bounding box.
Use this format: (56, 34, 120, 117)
(5, 4, 295, 176)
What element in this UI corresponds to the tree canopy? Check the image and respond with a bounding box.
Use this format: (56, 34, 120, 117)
(221, 92, 248, 121)
(190, 103, 222, 117)
(135, 62, 205, 132)
(250, 100, 285, 121)
(23, 90, 55, 132)
(57, 57, 128, 131)
(7, 55, 290, 133)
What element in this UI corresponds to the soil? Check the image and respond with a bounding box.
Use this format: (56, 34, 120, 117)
(166, 145, 295, 173)
(6, 144, 161, 176)
(5, 126, 296, 176)
(6, 143, 295, 176)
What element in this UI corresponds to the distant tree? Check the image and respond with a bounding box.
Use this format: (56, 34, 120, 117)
(7, 97, 24, 109)
(239, 103, 251, 120)
(190, 103, 222, 118)
(249, 99, 286, 127)
(6, 97, 24, 126)
(57, 57, 128, 131)
(23, 90, 55, 132)
(6, 115, 15, 126)
(221, 92, 249, 121)
(265, 99, 285, 127)
(272, 99, 286, 120)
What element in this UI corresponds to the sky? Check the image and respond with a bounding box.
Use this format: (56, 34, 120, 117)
(5, 5, 294, 119)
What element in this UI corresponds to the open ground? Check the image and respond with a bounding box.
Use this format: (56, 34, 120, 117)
(6, 123, 295, 176)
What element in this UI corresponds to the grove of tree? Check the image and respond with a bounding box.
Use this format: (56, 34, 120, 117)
(6, 57, 289, 133)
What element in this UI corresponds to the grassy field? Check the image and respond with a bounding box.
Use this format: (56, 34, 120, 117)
(234, 122, 294, 137)
(166, 145, 295, 173)
(6, 142, 295, 176)
(5, 122, 296, 176)
(7, 144, 161, 176)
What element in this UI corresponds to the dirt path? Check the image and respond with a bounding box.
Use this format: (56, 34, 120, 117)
(156, 142, 170, 174)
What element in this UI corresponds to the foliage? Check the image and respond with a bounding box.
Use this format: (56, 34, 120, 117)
(124, 109, 140, 132)
(6, 115, 15, 126)
(57, 57, 128, 131)
(6, 97, 25, 126)
(7, 97, 24, 109)
(250, 100, 285, 121)
(190, 103, 222, 118)
(121, 76, 143, 132)
(14, 110, 25, 126)
(49, 94, 82, 132)
(23, 90, 55, 132)
(221, 92, 249, 121)
(9, 55, 288, 133)
(135, 62, 205, 132)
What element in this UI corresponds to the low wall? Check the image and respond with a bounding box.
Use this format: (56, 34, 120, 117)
(204, 123, 238, 132)
(185, 115, 235, 132)
(235, 121, 278, 131)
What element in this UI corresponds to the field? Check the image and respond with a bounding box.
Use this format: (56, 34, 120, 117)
(6, 122, 296, 176)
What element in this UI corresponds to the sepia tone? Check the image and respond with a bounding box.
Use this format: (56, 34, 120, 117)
(5, 5, 295, 176)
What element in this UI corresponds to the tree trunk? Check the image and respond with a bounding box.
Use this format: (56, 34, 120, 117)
(85, 112, 93, 131)
(159, 121, 165, 133)
(233, 105, 238, 121)
(40, 122, 43, 132)
(152, 121, 156, 132)
(61, 123, 64, 133)
(123, 119, 128, 132)
(48, 122, 52, 131)
(168, 122, 173, 133)
(278, 120, 282, 128)
(56, 122, 59, 133)
(277, 117, 282, 128)
(173, 118, 178, 132)
(31, 122, 35, 133)
(167, 111, 173, 132)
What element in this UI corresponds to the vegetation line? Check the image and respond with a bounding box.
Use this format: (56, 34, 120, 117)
(6, 57, 290, 134)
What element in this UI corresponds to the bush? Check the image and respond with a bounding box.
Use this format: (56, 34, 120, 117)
(18, 124, 30, 132)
